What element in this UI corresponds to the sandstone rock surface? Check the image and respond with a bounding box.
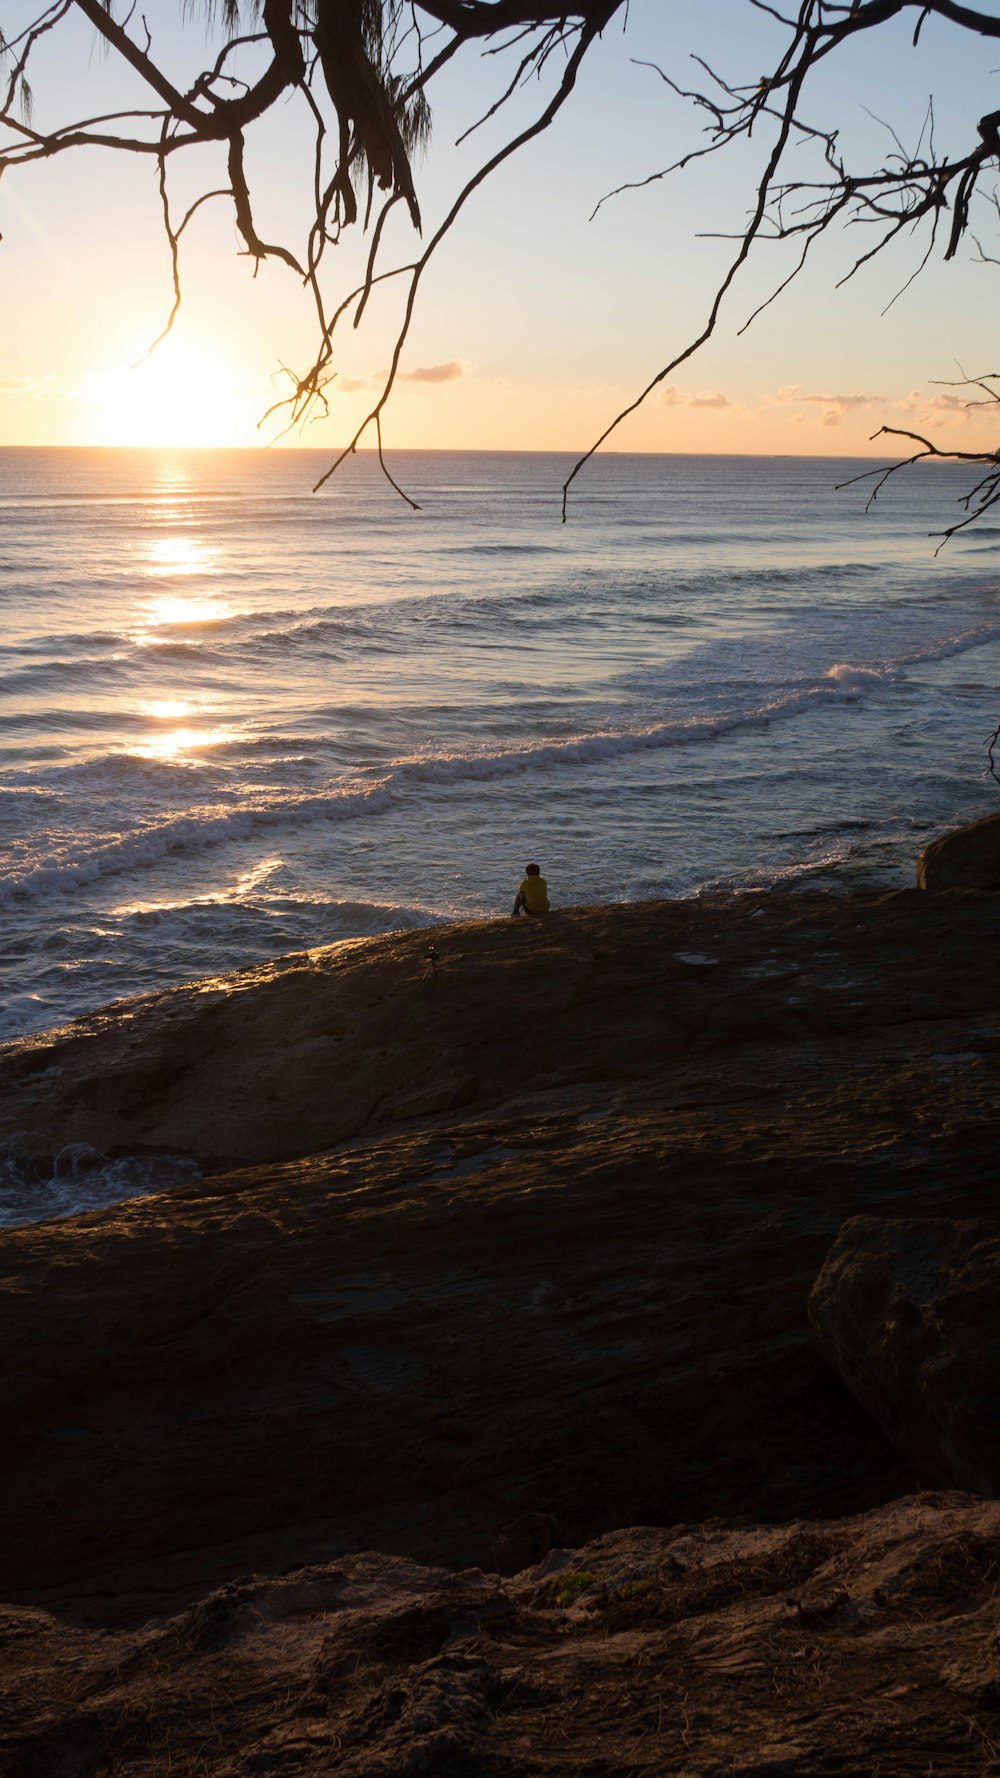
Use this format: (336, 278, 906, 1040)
(3, 894, 1000, 1627)
(810, 1215, 1000, 1494)
(917, 809, 1000, 890)
(4, 1493, 1000, 1778)
(3, 890, 1000, 1172)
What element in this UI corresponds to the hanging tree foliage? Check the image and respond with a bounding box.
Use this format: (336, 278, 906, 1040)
(1, 0, 999, 529)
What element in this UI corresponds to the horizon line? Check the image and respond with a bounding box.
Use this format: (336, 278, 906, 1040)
(0, 442, 918, 462)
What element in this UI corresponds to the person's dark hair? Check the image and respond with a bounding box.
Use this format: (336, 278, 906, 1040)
(525, 863, 541, 876)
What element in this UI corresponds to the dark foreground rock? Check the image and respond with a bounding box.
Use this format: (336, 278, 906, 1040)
(3, 895, 1000, 1626)
(917, 809, 1000, 890)
(1, 1095, 915, 1629)
(3, 889, 1000, 1173)
(4, 1493, 1000, 1778)
(810, 1216, 1000, 1495)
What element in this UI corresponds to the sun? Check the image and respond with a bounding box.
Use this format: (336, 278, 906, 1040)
(82, 336, 259, 447)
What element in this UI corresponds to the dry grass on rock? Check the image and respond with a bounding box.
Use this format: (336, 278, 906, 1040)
(5, 1496, 1000, 1777)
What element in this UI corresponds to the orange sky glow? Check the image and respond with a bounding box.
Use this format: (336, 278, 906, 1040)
(3, 1, 999, 459)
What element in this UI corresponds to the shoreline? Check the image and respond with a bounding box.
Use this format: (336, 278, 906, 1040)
(0, 874, 992, 1219)
(1, 883, 985, 1177)
(0, 820, 955, 1119)
(1, 846, 922, 1054)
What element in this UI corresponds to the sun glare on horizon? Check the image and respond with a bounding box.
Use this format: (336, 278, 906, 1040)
(83, 337, 259, 448)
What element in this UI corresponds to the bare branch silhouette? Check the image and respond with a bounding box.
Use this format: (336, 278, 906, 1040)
(3, 0, 1000, 523)
(2, 0, 623, 502)
(837, 403, 1000, 551)
(563, 1, 1000, 523)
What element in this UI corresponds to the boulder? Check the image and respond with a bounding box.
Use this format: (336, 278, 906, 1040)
(809, 1215, 1000, 1493)
(917, 810, 1000, 890)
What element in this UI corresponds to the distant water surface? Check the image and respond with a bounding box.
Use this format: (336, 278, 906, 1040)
(2, 444, 998, 1055)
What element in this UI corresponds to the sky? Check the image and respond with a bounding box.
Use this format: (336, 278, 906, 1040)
(2, 0, 999, 456)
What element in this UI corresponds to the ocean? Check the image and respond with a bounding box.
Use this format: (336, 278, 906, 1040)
(1, 443, 998, 1061)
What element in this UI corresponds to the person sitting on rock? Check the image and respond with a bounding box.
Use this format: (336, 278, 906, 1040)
(512, 862, 550, 918)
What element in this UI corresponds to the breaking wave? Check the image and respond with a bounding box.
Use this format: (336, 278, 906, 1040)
(0, 640, 964, 904)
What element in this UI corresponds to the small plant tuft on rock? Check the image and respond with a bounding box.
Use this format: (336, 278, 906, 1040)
(545, 1571, 603, 1609)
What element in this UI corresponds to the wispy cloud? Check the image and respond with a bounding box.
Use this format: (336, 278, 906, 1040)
(899, 389, 982, 418)
(334, 360, 467, 394)
(775, 384, 991, 429)
(399, 360, 465, 384)
(0, 375, 49, 398)
(776, 386, 886, 427)
(661, 384, 731, 410)
(335, 374, 376, 394)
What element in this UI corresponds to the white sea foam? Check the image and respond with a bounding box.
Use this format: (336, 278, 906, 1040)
(825, 662, 894, 689)
(0, 1136, 201, 1228)
(0, 657, 930, 902)
(0, 784, 393, 901)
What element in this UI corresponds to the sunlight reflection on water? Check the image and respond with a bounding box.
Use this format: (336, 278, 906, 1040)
(131, 725, 231, 760)
(144, 535, 216, 577)
(145, 699, 193, 721)
(112, 854, 286, 917)
(139, 592, 233, 630)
